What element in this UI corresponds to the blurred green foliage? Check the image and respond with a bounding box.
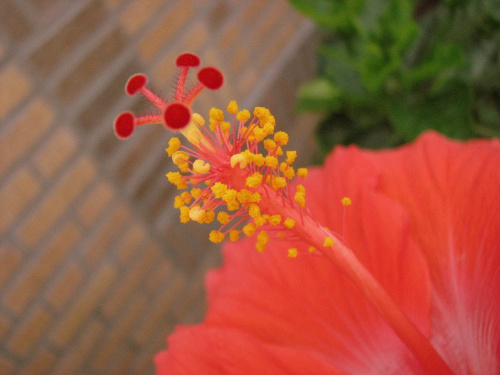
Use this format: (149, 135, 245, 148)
(290, 0, 500, 157)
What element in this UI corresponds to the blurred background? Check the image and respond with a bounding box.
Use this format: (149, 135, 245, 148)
(0, 0, 317, 374)
(2, 0, 499, 374)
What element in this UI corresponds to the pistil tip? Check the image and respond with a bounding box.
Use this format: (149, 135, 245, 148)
(198, 67, 224, 90)
(114, 112, 135, 139)
(126, 74, 147, 95)
(176, 53, 201, 67)
(164, 102, 191, 130)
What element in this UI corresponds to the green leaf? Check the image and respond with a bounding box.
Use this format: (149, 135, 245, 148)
(388, 81, 474, 141)
(288, 0, 365, 31)
(296, 78, 342, 112)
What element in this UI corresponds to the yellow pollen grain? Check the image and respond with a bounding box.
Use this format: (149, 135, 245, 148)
(211, 182, 228, 198)
(237, 109, 251, 122)
(341, 197, 352, 206)
(189, 206, 206, 223)
(323, 237, 334, 247)
(248, 204, 261, 219)
(243, 223, 256, 237)
(287, 248, 298, 258)
(217, 211, 230, 224)
(204, 210, 215, 224)
(265, 155, 278, 168)
(193, 159, 210, 174)
(252, 153, 265, 167)
(220, 121, 231, 132)
(283, 166, 295, 180)
(209, 230, 225, 243)
(272, 176, 286, 190)
(172, 151, 189, 165)
(209, 107, 224, 122)
(274, 131, 289, 145)
(179, 206, 190, 223)
(283, 218, 295, 229)
(190, 188, 202, 199)
(229, 230, 240, 242)
(227, 100, 238, 114)
(308, 246, 316, 253)
(253, 215, 267, 227)
(246, 172, 263, 188)
(263, 139, 277, 152)
(286, 150, 297, 164)
(166, 171, 187, 189)
(294, 190, 306, 208)
(269, 215, 281, 225)
(297, 168, 308, 178)
(166, 137, 181, 157)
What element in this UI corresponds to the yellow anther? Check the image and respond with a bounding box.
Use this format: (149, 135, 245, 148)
(189, 205, 206, 223)
(190, 188, 202, 199)
(191, 113, 205, 127)
(308, 246, 316, 253)
(236, 109, 251, 122)
(179, 206, 190, 223)
(236, 189, 252, 204)
(263, 139, 277, 152)
(166, 137, 181, 157)
(323, 237, 334, 247)
(283, 218, 295, 229)
(222, 189, 239, 211)
(286, 150, 297, 164)
(217, 211, 230, 224)
(166, 171, 187, 189)
(283, 166, 295, 180)
(274, 131, 289, 145)
(277, 232, 287, 239)
(341, 197, 352, 206)
(272, 176, 286, 190)
(229, 230, 240, 242)
(243, 223, 256, 237)
(220, 121, 231, 132)
(294, 190, 306, 208)
(253, 215, 267, 227)
(248, 204, 261, 219)
(172, 151, 189, 165)
(211, 182, 228, 198)
(287, 248, 298, 258)
(253, 106, 270, 121)
(252, 153, 265, 167)
(256, 231, 269, 253)
(264, 155, 278, 168)
(204, 210, 215, 224)
(209, 230, 225, 243)
(297, 168, 308, 178)
(262, 122, 274, 136)
(174, 196, 185, 209)
(250, 192, 261, 202)
(193, 159, 210, 174)
(296, 184, 305, 193)
(246, 172, 263, 188)
(227, 100, 239, 114)
(209, 107, 224, 122)
(253, 127, 267, 142)
(269, 215, 281, 225)
(230, 153, 248, 168)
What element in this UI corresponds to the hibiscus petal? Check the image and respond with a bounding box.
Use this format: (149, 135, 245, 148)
(369, 132, 500, 373)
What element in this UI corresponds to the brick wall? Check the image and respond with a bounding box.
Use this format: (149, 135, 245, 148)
(0, 0, 317, 373)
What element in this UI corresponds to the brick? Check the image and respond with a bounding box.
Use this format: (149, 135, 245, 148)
(55, 29, 125, 104)
(29, 0, 106, 78)
(0, 167, 41, 237)
(114, 221, 147, 264)
(19, 347, 57, 375)
(44, 261, 84, 311)
(0, 242, 23, 290)
(120, 0, 165, 34)
(250, 0, 287, 54)
(8, 307, 53, 357)
(0, 311, 11, 340)
(0, 356, 15, 375)
(51, 321, 103, 375)
(132, 268, 185, 346)
(0, 0, 31, 41)
(0, 64, 30, 122)
(18, 156, 95, 247)
(77, 180, 114, 227)
(83, 204, 131, 265)
(102, 239, 163, 318)
(91, 295, 146, 372)
(105, 347, 135, 375)
(33, 126, 78, 178)
(4, 222, 80, 314)
(138, 1, 194, 63)
(77, 60, 141, 134)
(0, 98, 54, 178)
(49, 264, 117, 347)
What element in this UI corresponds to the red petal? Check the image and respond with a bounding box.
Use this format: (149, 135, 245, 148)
(368, 132, 500, 371)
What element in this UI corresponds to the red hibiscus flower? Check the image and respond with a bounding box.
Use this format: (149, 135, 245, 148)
(155, 132, 500, 374)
